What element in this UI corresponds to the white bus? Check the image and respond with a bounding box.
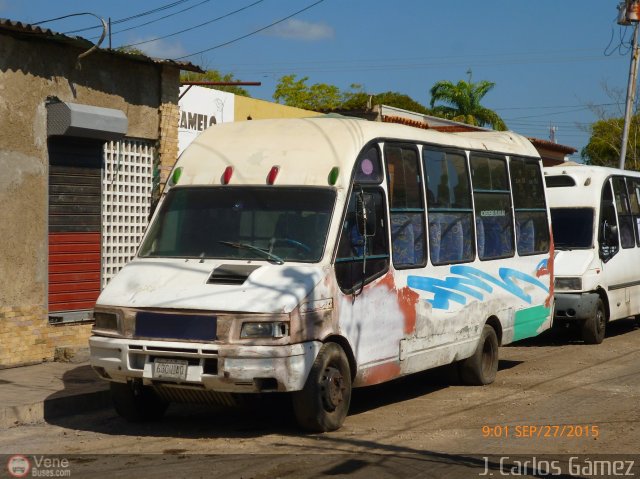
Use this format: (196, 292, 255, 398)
(90, 117, 554, 432)
(544, 164, 640, 344)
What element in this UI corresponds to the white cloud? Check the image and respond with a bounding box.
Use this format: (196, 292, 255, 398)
(129, 38, 188, 59)
(265, 19, 333, 41)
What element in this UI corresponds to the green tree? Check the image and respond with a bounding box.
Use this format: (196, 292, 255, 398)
(180, 70, 251, 97)
(341, 84, 431, 114)
(273, 74, 341, 110)
(582, 116, 640, 170)
(429, 79, 507, 130)
(273, 76, 430, 113)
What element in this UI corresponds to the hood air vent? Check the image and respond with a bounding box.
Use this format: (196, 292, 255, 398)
(207, 264, 260, 285)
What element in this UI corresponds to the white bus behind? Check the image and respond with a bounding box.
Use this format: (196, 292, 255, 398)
(545, 164, 640, 343)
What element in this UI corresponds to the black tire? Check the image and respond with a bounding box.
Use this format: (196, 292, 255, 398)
(292, 343, 352, 432)
(581, 298, 606, 345)
(110, 381, 169, 422)
(458, 325, 499, 386)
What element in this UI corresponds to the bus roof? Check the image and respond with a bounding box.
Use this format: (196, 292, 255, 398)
(544, 163, 640, 208)
(175, 117, 540, 189)
(544, 163, 640, 180)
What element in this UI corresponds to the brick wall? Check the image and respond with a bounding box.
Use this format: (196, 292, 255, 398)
(0, 306, 92, 368)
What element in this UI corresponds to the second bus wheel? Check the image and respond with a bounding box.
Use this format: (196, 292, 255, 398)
(458, 325, 499, 386)
(292, 342, 352, 432)
(581, 298, 606, 345)
(110, 380, 169, 422)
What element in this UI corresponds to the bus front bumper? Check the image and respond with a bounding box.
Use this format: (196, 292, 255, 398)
(89, 336, 321, 393)
(553, 292, 600, 322)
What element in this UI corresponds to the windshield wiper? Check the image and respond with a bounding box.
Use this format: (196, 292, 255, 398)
(218, 241, 284, 265)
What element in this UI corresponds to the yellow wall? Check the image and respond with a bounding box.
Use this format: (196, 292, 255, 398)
(234, 96, 322, 121)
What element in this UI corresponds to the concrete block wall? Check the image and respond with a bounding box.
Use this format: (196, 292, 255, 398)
(0, 306, 92, 368)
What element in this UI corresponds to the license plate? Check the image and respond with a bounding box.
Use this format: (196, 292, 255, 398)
(153, 358, 188, 381)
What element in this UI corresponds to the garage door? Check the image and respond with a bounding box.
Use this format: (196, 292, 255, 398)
(48, 137, 103, 322)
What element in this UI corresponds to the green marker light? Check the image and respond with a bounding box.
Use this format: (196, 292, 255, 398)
(328, 166, 340, 185)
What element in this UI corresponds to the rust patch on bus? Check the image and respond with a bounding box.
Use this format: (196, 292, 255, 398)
(357, 361, 401, 386)
(398, 286, 419, 334)
(536, 227, 555, 308)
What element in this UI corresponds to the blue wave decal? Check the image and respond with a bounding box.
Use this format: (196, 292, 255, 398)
(407, 265, 549, 310)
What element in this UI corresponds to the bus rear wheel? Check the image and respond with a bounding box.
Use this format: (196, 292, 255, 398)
(110, 380, 168, 422)
(459, 325, 499, 386)
(292, 342, 352, 432)
(581, 298, 606, 345)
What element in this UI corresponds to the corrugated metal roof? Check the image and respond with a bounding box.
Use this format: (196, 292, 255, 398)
(0, 17, 203, 72)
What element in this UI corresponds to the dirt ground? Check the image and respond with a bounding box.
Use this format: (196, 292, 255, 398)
(1, 319, 639, 478)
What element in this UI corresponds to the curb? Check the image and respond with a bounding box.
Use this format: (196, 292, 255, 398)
(1, 388, 111, 429)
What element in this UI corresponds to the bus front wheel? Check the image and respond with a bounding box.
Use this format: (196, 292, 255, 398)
(292, 342, 352, 432)
(459, 325, 499, 386)
(581, 298, 606, 345)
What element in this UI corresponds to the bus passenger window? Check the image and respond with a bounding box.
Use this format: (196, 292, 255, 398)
(612, 177, 636, 249)
(628, 178, 640, 246)
(471, 154, 514, 260)
(335, 188, 389, 293)
(385, 144, 426, 268)
(424, 147, 474, 264)
(509, 157, 550, 256)
(599, 180, 620, 262)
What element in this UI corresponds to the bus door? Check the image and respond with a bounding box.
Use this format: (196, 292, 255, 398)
(334, 145, 405, 382)
(601, 177, 640, 319)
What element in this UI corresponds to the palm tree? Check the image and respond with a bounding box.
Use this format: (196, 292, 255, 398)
(429, 80, 507, 131)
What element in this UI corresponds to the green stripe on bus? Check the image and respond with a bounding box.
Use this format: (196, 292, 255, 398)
(513, 305, 551, 341)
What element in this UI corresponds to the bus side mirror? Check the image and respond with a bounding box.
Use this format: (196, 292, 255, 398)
(356, 192, 377, 237)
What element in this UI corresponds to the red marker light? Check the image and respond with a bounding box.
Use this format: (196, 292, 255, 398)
(222, 166, 233, 184)
(267, 165, 280, 185)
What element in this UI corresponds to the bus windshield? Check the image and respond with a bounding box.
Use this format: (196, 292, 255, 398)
(139, 186, 336, 263)
(550, 207, 594, 250)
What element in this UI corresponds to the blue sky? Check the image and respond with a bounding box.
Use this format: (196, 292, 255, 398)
(2, 1, 635, 159)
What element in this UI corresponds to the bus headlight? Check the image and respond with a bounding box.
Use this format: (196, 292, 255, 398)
(93, 311, 119, 333)
(240, 322, 289, 339)
(554, 277, 582, 291)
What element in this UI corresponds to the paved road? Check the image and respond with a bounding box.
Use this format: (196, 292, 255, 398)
(2, 319, 639, 478)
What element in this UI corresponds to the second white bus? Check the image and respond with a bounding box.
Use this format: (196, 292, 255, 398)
(545, 164, 640, 343)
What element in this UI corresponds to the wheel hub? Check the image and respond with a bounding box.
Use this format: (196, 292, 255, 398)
(320, 366, 344, 411)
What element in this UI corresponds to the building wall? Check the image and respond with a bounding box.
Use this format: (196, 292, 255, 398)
(0, 33, 177, 367)
(234, 96, 321, 121)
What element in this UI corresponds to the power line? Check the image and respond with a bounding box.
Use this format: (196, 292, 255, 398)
(210, 55, 619, 77)
(495, 102, 618, 111)
(98, 0, 214, 39)
(52, 0, 192, 34)
(174, 0, 326, 60)
(119, 0, 266, 49)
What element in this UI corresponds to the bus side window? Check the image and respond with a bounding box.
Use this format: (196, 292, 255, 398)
(471, 154, 514, 260)
(599, 180, 620, 262)
(628, 178, 640, 246)
(613, 176, 635, 249)
(385, 144, 426, 268)
(424, 147, 474, 265)
(509, 157, 550, 256)
(335, 188, 389, 293)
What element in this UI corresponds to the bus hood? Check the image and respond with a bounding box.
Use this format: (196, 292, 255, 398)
(96, 259, 330, 314)
(553, 249, 597, 277)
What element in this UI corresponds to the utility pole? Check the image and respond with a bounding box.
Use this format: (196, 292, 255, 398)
(619, 1, 640, 169)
